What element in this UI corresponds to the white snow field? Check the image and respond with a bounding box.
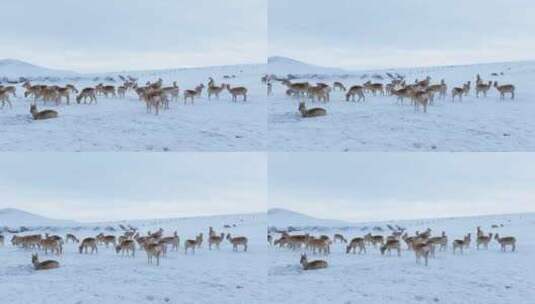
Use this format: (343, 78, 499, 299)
(268, 209, 535, 304)
(268, 57, 535, 151)
(0, 209, 267, 304)
(0, 60, 266, 151)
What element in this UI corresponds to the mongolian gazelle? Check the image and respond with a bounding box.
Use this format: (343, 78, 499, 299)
(226, 84, 248, 102)
(345, 237, 366, 255)
(144, 242, 163, 266)
(32, 254, 60, 271)
(298, 102, 326, 118)
(208, 232, 225, 250)
(226, 233, 248, 252)
(184, 234, 203, 255)
(494, 234, 516, 252)
(79, 237, 98, 254)
(494, 82, 515, 100)
(413, 242, 432, 266)
(116, 239, 136, 257)
(30, 104, 58, 120)
(345, 85, 365, 102)
(380, 239, 401, 256)
(300, 254, 328, 270)
(476, 233, 493, 250)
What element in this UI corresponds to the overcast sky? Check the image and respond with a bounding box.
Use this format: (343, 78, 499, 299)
(269, 153, 535, 223)
(269, 0, 535, 69)
(0, 0, 266, 73)
(0, 153, 266, 222)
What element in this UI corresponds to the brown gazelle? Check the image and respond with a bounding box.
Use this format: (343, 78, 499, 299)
(494, 234, 516, 252)
(32, 254, 59, 271)
(76, 88, 97, 104)
(380, 239, 401, 256)
(0, 88, 13, 109)
(65, 233, 79, 244)
(333, 234, 347, 244)
(144, 242, 163, 266)
(159, 231, 180, 251)
(298, 102, 326, 118)
(40, 238, 62, 255)
(79, 237, 98, 254)
(226, 233, 248, 252)
(116, 239, 136, 257)
(207, 83, 226, 100)
(208, 232, 225, 250)
(333, 82, 346, 91)
(346, 237, 366, 255)
(413, 242, 432, 266)
(30, 104, 58, 120)
(226, 84, 248, 102)
(494, 82, 515, 100)
(184, 234, 203, 255)
(183, 89, 200, 104)
(451, 83, 469, 102)
(345, 85, 365, 102)
(475, 81, 492, 98)
(452, 234, 470, 255)
(306, 237, 330, 255)
(412, 91, 429, 113)
(476, 233, 493, 250)
(300, 254, 328, 270)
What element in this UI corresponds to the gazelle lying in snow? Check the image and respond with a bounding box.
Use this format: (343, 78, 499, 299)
(30, 104, 58, 120)
(32, 254, 59, 271)
(494, 81, 515, 100)
(79, 237, 98, 254)
(298, 102, 326, 118)
(494, 234, 516, 252)
(300, 254, 327, 270)
(227, 234, 248, 252)
(346, 237, 366, 254)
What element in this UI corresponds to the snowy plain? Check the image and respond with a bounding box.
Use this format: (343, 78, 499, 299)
(268, 57, 535, 151)
(268, 209, 535, 304)
(0, 60, 266, 151)
(0, 209, 267, 304)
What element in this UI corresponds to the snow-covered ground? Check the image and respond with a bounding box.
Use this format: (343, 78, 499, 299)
(0, 210, 267, 304)
(268, 209, 535, 304)
(268, 57, 535, 151)
(0, 62, 266, 151)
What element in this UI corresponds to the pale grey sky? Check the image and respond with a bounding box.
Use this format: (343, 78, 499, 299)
(0, 0, 266, 73)
(0, 153, 266, 222)
(269, 0, 535, 69)
(269, 153, 535, 222)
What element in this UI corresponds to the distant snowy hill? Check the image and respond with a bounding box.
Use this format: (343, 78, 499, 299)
(0, 59, 78, 79)
(268, 56, 347, 75)
(268, 208, 351, 229)
(0, 208, 78, 228)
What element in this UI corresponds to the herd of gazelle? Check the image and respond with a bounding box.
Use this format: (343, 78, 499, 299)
(269, 226, 517, 270)
(265, 73, 516, 116)
(0, 77, 248, 117)
(2, 226, 248, 271)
